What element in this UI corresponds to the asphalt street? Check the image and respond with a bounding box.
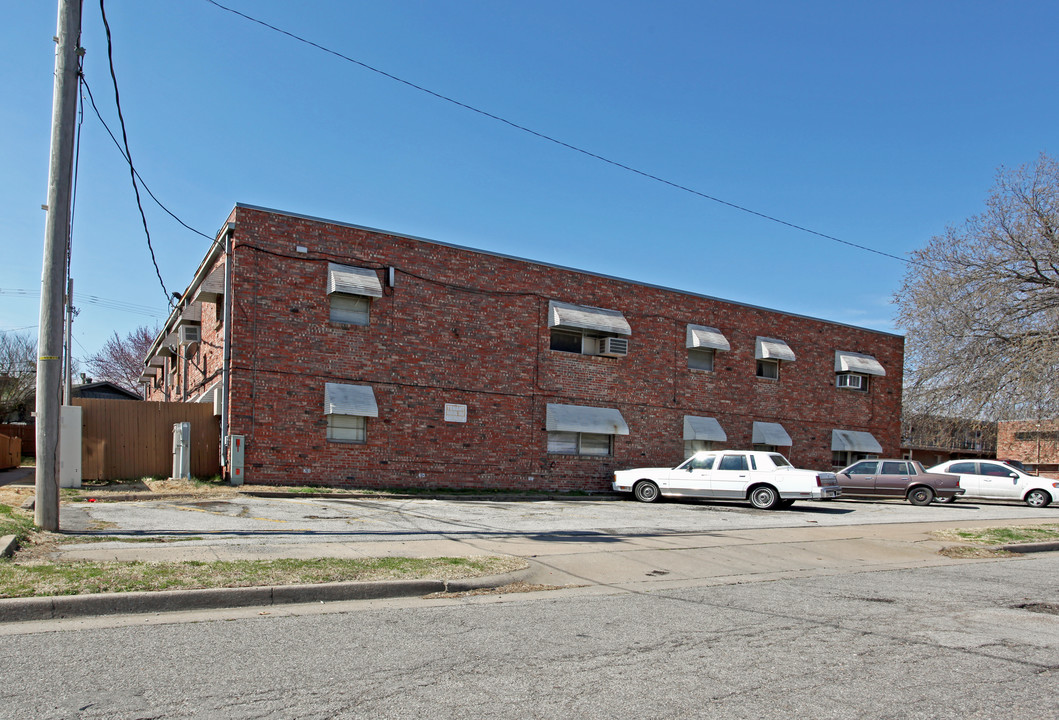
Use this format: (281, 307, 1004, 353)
(2, 553, 1057, 719)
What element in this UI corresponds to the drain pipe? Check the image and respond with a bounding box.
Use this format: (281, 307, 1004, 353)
(219, 225, 234, 478)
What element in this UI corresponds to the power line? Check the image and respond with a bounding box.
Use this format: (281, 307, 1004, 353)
(203, 0, 914, 267)
(0, 288, 165, 318)
(98, 0, 174, 308)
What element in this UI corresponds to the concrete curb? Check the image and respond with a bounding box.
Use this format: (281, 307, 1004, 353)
(60, 490, 618, 504)
(0, 534, 17, 559)
(0, 568, 534, 623)
(1003, 541, 1059, 554)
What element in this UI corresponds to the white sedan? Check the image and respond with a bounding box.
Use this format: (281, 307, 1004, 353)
(613, 450, 841, 510)
(927, 459, 1059, 507)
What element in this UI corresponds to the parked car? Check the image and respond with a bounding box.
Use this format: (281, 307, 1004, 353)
(612, 450, 841, 510)
(927, 459, 1059, 507)
(835, 459, 963, 505)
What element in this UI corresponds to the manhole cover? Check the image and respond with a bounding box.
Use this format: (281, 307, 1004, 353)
(1015, 602, 1059, 615)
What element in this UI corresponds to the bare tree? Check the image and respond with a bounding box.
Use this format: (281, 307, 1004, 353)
(0, 332, 37, 421)
(896, 153, 1059, 422)
(84, 325, 158, 395)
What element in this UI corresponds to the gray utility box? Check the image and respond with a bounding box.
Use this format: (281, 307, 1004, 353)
(172, 422, 191, 480)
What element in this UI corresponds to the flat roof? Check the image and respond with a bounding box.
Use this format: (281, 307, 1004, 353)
(234, 203, 903, 339)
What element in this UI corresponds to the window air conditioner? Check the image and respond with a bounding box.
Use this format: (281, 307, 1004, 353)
(600, 336, 629, 357)
(837, 373, 863, 389)
(179, 325, 201, 345)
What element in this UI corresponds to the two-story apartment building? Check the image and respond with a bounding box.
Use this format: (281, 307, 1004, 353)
(141, 204, 903, 491)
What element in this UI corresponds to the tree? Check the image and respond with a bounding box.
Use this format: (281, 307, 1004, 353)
(0, 332, 37, 421)
(896, 153, 1059, 422)
(84, 325, 159, 396)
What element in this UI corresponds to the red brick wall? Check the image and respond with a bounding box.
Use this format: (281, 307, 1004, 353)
(201, 205, 903, 490)
(997, 420, 1059, 472)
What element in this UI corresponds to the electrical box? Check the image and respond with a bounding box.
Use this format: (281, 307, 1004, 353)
(172, 422, 190, 480)
(229, 434, 245, 486)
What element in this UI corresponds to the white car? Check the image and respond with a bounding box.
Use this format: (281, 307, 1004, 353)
(927, 459, 1059, 507)
(612, 450, 841, 510)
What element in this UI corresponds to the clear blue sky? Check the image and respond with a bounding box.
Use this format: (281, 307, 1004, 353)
(3, 1, 1057, 363)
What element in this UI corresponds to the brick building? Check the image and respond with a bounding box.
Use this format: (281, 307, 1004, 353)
(997, 420, 1059, 475)
(141, 204, 903, 491)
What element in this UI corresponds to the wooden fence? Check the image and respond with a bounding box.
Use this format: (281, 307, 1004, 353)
(0, 424, 34, 457)
(0, 433, 20, 470)
(74, 399, 220, 481)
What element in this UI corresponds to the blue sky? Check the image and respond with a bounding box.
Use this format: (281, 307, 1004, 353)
(3, 1, 1057, 362)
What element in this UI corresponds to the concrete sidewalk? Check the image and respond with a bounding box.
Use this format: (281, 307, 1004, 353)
(4, 519, 1035, 623)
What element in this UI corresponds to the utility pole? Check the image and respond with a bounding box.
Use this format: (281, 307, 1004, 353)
(36, 0, 82, 531)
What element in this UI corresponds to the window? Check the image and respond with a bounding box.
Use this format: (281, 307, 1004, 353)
(688, 348, 715, 371)
(327, 263, 383, 326)
(327, 414, 366, 443)
(836, 373, 869, 391)
(980, 462, 1014, 477)
(718, 454, 749, 471)
(683, 454, 715, 471)
(547, 300, 631, 357)
(547, 431, 612, 456)
(324, 382, 378, 444)
(881, 461, 912, 475)
(833, 450, 877, 468)
(756, 359, 779, 379)
(330, 294, 370, 325)
(846, 461, 879, 475)
(948, 461, 976, 474)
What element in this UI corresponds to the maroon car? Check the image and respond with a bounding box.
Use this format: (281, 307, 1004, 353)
(836, 459, 964, 505)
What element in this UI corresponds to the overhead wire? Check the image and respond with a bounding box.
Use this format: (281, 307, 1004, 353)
(203, 0, 916, 267)
(98, 0, 174, 308)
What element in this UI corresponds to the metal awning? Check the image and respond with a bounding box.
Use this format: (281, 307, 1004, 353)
(755, 337, 796, 362)
(178, 302, 202, 325)
(683, 415, 727, 442)
(546, 403, 629, 435)
(834, 351, 886, 376)
(192, 264, 225, 304)
(752, 421, 792, 446)
(686, 325, 730, 352)
(831, 429, 883, 453)
(324, 383, 379, 417)
(548, 301, 631, 336)
(327, 263, 383, 298)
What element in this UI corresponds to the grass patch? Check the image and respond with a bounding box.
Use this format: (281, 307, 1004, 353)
(932, 524, 1059, 546)
(0, 555, 526, 598)
(0, 504, 35, 545)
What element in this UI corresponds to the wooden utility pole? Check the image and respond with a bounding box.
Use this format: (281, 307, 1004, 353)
(36, 0, 82, 531)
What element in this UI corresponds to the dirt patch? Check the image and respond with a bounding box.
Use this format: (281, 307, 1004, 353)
(938, 545, 1016, 559)
(425, 581, 575, 599)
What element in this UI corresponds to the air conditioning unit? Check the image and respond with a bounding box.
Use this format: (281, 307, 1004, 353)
(599, 336, 629, 357)
(179, 324, 201, 345)
(837, 373, 864, 389)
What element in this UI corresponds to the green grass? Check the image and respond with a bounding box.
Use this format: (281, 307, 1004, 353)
(0, 504, 35, 545)
(0, 555, 524, 598)
(933, 524, 1059, 546)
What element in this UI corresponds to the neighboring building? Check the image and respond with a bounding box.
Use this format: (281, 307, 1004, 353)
(997, 420, 1059, 475)
(72, 380, 143, 401)
(901, 414, 997, 467)
(142, 204, 903, 491)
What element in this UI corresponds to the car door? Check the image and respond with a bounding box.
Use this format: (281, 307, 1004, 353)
(876, 461, 912, 498)
(840, 460, 880, 496)
(945, 461, 981, 496)
(709, 453, 751, 499)
(666, 454, 714, 497)
(977, 461, 1023, 499)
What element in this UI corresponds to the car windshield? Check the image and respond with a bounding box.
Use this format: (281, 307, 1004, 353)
(678, 453, 714, 470)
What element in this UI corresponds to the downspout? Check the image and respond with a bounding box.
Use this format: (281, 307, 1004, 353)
(220, 226, 234, 478)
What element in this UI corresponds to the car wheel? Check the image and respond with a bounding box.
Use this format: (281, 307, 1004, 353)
(749, 485, 781, 510)
(907, 486, 935, 506)
(633, 480, 661, 503)
(1025, 489, 1051, 508)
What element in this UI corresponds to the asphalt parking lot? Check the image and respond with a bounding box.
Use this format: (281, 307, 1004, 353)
(62, 493, 1058, 546)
